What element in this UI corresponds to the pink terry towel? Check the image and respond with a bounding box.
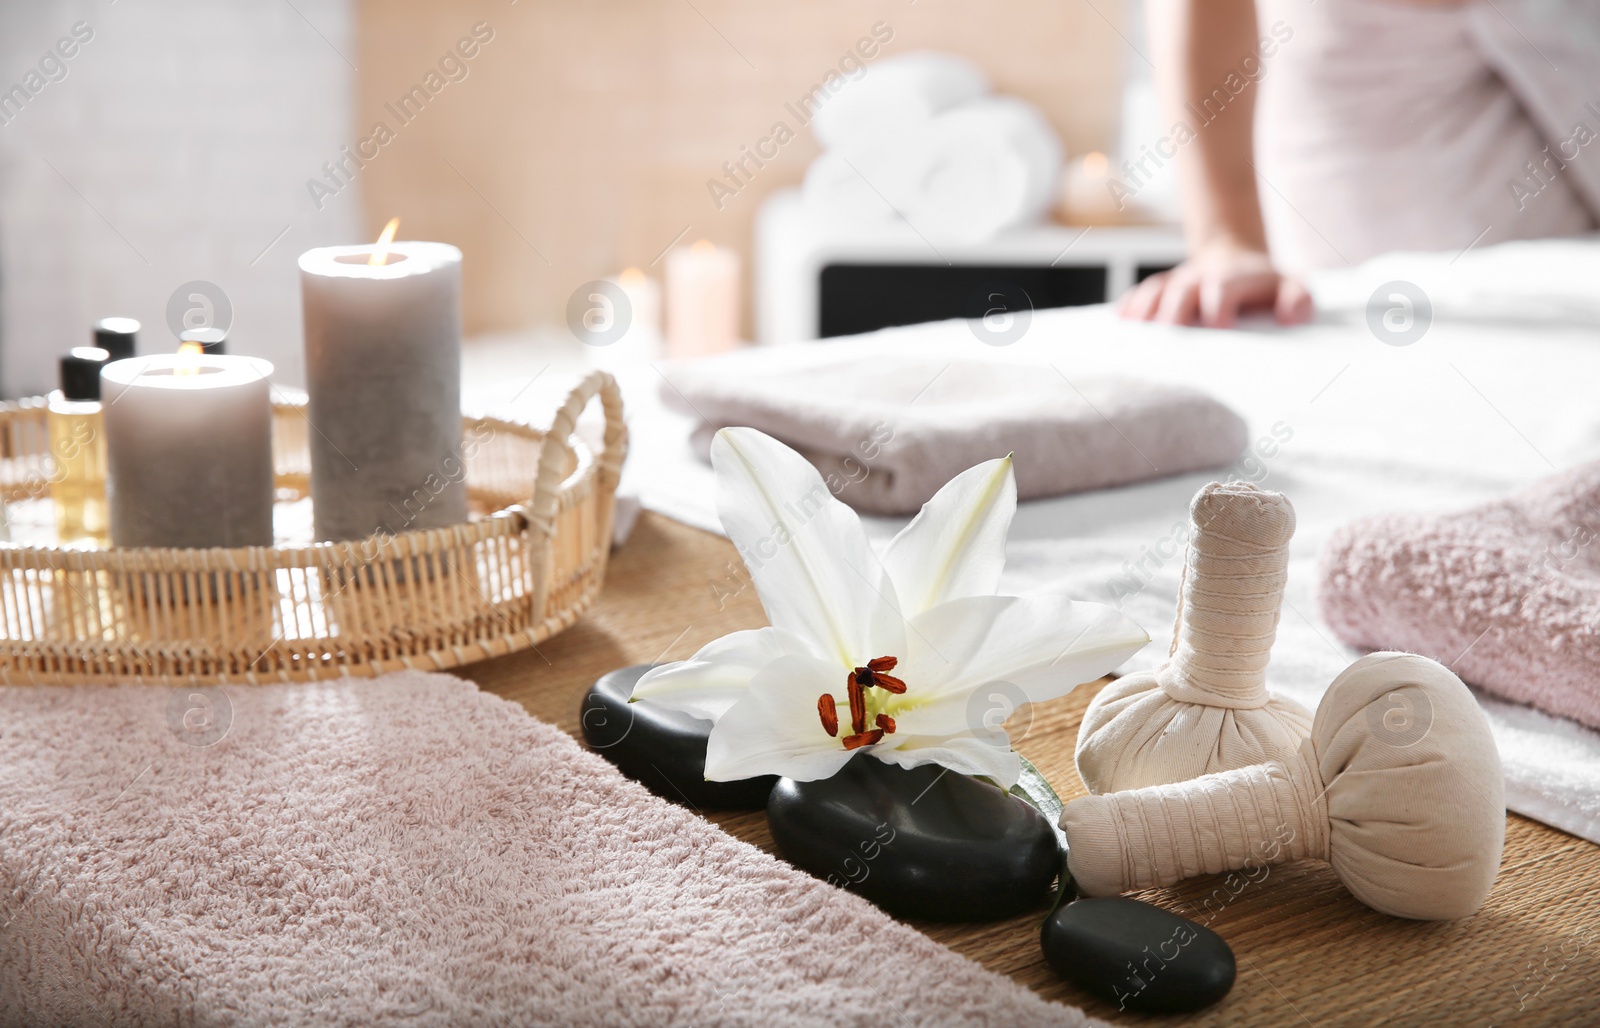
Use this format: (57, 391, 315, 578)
(0, 674, 1099, 1027)
(664, 350, 1247, 516)
(1319, 461, 1600, 731)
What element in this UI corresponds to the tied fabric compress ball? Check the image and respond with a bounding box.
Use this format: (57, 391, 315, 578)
(1063, 652, 1505, 920)
(1075, 481, 1312, 793)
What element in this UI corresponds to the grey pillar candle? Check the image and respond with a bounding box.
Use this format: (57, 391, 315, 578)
(102, 354, 275, 548)
(298, 240, 467, 541)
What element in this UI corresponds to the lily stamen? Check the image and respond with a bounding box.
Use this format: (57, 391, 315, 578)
(818, 694, 839, 737)
(842, 728, 885, 750)
(820, 656, 905, 746)
(846, 673, 867, 734)
(857, 656, 907, 694)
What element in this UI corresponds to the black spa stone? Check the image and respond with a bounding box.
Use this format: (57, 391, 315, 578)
(1040, 896, 1236, 1014)
(766, 757, 1058, 922)
(579, 664, 777, 810)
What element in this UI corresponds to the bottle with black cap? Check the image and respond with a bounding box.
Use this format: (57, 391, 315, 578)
(48, 346, 111, 543)
(94, 317, 139, 361)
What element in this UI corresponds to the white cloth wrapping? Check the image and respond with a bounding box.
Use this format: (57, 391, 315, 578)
(613, 235, 1600, 845)
(1075, 483, 1314, 794)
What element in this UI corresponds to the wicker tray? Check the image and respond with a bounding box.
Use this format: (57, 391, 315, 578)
(0, 370, 626, 685)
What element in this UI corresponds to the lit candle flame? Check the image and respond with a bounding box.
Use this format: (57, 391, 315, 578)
(369, 217, 401, 266)
(1083, 151, 1108, 176)
(175, 340, 204, 377)
(691, 239, 714, 256)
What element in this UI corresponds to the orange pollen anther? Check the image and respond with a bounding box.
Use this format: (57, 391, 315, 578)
(818, 694, 839, 737)
(821, 656, 905, 747)
(842, 729, 885, 750)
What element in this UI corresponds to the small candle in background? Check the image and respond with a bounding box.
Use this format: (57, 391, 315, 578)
(617, 267, 662, 345)
(1059, 151, 1131, 226)
(587, 267, 663, 370)
(666, 240, 740, 359)
(103, 349, 275, 548)
(299, 219, 467, 542)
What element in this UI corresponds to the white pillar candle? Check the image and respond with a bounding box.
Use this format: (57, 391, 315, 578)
(103, 353, 275, 548)
(298, 239, 467, 542)
(665, 241, 741, 359)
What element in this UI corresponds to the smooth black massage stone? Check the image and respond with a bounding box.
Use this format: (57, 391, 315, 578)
(1041, 896, 1236, 1014)
(579, 664, 777, 810)
(766, 757, 1058, 922)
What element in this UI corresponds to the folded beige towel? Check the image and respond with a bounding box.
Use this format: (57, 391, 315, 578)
(0, 674, 1100, 1026)
(664, 351, 1247, 516)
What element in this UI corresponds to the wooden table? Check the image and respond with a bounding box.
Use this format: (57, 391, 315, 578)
(464, 514, 1600, 1026)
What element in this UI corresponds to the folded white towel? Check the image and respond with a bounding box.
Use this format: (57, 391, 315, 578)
(662, 347, 1247, 515)
(811, 51, 990, 149)
(803, 97, 1063, 243)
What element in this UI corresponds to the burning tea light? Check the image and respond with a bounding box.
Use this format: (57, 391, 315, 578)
(103, 349, 275, 548)
(1060, 151, 1127, 226)
(298, 219, 467, 542)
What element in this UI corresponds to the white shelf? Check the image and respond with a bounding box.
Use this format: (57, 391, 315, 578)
(755, 188, 1186, 344)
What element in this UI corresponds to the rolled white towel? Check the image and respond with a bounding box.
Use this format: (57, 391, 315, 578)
(802, 97, 1063, 243)
(800, 128, 933, 229)
(811, 51, 989, 149)
(906, 96, 1062, 243)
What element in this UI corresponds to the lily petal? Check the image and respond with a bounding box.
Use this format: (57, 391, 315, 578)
(874, 732, 1024, 789)
(629, 627, 802, 720)
(879, 456, 1016, 618)
(893, 595, 1149, 734)
(703, 654, 860, 782)
(712, 428, 906, 668)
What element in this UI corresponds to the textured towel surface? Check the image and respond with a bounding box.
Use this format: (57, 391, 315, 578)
(665, 350, 1247, 516)
(0, 674, 1099, 1027)
(1319, 460, 1600, 731)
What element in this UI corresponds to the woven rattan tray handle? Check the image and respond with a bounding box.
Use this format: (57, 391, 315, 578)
(515, 370, 625, 626)
(524, 368, 627, 535)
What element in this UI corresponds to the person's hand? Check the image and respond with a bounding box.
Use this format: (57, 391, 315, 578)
(1118, 243, 1313, 328)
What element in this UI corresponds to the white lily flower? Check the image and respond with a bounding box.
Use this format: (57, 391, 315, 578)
(631, 427, 1149, 788)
